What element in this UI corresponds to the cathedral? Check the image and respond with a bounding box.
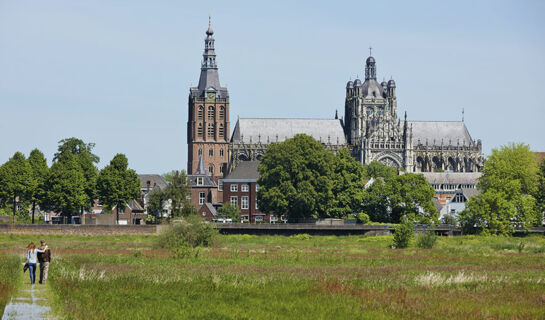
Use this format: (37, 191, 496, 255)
(187, 22, 483, 179)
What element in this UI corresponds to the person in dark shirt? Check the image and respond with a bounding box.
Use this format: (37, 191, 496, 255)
(37, 239, 51, 284)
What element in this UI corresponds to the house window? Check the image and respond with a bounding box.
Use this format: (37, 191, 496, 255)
(199, 192, 205, 205)
(230, 184, 238, 192)
(219, 106, 225, 119)
(241, 215, 249, 221)
(230, 196, 238, 207)
(256, 184, 259, 192)
(218, 180, 223, 191)
(220, 149, 224, 157)
(241, 184, 249, 192)
(198, 106, 204, 119)
(208, 106, 215, 120)
(219, 166, 223, 174)
(209, 166, 213, 174)
(255, 216, 263, 222)
(209, 149, 213, 157)
(197, 177, 204, 186)
(219, 124, 224, 137)
(207, 123, 214, 136)
(241, 196, 249, 209)
(197, 123, 203, 137)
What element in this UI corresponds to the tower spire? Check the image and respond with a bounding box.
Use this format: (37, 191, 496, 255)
(197, 17, 221, 95)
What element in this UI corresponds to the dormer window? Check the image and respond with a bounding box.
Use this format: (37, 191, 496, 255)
(197, 177, 204, 186)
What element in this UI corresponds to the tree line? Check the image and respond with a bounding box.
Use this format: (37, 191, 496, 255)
(256, 134, 438, 224)
(0, 138, 140, 223)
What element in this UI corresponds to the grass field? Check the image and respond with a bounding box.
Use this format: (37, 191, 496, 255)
(0, 233, 544, 319)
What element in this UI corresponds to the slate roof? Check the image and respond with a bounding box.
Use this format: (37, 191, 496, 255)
(409, 121, 475, 147)
(187, 174, 217, 188)
(421, 172, 482, 185)
(138, 174, 168, 190)
(460, 187, 480, 200)
(223, 161, 260, 181)
(231, 118, 346, 145)
(204, 203, 218, 217)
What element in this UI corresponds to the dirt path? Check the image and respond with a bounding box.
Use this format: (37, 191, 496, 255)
(1, 283, 53, 320)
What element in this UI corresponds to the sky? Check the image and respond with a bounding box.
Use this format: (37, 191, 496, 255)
(1, 0, 544, 174)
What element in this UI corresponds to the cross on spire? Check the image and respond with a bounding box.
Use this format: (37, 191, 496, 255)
(369, 46, 372, 56)
(208, 14, 211, 27)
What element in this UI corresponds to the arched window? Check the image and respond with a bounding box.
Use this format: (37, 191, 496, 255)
(208, 165, 214, 174)
(198, 106, 204, 120)
(197, 123, 203, 137)
(208, 106, 215, 120)
(219, 106, 225, 119)
(219, 123, 224, 137)
(207, 123, 214, 136)
(198, 149, 202, 156)
(219, 149, 224, 157)
(209, 149, 213, 157)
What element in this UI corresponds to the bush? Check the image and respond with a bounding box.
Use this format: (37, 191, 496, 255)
(416, 226, 437, 249)
(356, 212, 370, 224)
(291, 233, 311, 240)
(441, 214, 458, 226)
(393, 221, 414, 249)
(157, 215, 218, 258)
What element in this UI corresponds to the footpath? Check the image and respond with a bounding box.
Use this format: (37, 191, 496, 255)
(1, 282, 53, 320)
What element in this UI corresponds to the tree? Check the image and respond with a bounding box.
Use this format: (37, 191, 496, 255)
(535, 158, 545, 225)
(146, 188, 168, 223)
(54, 138, 99, 212)
(363, 161, 398, 181)
(360, 181, 390, 222)
(28, 149, 49, 224)
(329, 149, 367, 218)
(384, 173, 438, 224)
(218, 202, 241, 222)
(257, 134, 335, 222)
(97, 154, 141, 224)
(0, 152, 35, 222)
(43, 153, 87, 217)
(459, 143, 540, 235)
(163, 170, 189, 218)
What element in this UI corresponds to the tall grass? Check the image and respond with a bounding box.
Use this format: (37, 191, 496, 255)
(0, 254, 21, 314)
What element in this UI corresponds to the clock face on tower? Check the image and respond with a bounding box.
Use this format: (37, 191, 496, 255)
(206, 92, 216, 102)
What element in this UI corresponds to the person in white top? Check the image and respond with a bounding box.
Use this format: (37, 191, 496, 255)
(26, 242, 44, 284)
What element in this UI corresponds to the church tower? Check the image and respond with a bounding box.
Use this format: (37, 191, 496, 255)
(187, 19, 230, 181)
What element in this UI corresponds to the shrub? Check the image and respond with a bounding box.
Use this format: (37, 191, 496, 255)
(416, 226, 437, 249)
(157, 215, 218, 258)
(441, 214, 457, 226)
(291, 233, 311, 240)
(393, 221, 414, 249)
(356, 212, 370, 224)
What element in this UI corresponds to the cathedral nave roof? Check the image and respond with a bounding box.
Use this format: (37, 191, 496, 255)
(409, 121, 475, 147)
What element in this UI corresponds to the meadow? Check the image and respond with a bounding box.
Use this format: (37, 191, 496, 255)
(0, 233, 544, 319)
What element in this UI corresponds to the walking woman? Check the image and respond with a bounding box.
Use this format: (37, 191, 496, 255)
(26, 242, 44, 284)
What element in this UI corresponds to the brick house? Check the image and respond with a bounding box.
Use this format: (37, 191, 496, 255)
(221, 161, 277, 223)
(188, 155, 222, 214)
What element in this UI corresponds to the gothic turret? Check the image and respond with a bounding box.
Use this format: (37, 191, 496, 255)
(365, 56, 377, 80)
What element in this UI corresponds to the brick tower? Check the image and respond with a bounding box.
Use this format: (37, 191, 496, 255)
(187, 18, 230, 182)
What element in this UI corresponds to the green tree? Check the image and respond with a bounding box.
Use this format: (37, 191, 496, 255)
(146, 188, 168, 223)
(459, 143, 540, 235)
(535, 158, 545, 224)
(54, 138, 99, 212)
(385, 173, 438, 224)
(28, 149, 49, 224)
(360, 180, 391, 222)
(218, 202, 241, 222)
(363, 161, 398, 181)
(163, 170, 189, 218)
(0, 152, 35, 222)
(43, 153, 87, 217)
(257, 134, 335, 222)
(329, 149, 367, 218)
(97, 154, 141, 224)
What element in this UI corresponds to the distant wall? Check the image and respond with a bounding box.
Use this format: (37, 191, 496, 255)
(0, 224, 157, 236)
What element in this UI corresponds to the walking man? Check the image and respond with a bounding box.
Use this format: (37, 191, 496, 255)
(38, 239, 51, 284)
